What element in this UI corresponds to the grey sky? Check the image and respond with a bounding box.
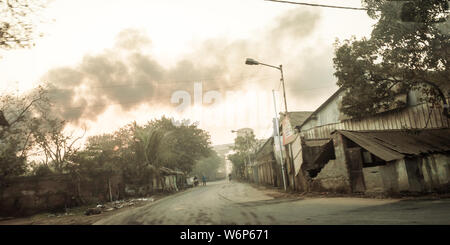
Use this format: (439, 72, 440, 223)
(0, 0, 376, 144)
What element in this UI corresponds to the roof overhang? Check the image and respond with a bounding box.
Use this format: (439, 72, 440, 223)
(334, 129, 450, 162)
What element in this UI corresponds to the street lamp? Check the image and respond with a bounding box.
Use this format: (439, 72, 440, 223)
(245, 58, 288, 113)
(245, 58, 288, 191)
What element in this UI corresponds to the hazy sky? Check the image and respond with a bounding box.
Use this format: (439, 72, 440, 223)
(0, 0, 376, 145)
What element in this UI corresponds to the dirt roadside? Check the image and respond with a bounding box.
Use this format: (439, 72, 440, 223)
(2, 182, 448, 225)
(0, 193, 175, 225)
(248, 182, 450, 201)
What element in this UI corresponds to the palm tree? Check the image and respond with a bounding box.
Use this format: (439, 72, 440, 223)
(134, 124, 174, 169)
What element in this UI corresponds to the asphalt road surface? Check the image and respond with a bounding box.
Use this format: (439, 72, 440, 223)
(95, 180, 450, 225)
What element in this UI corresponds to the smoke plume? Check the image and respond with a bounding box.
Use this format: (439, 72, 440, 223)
(42, 7, 330, 124)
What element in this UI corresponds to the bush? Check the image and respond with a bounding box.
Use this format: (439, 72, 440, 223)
(32, 164, 54, 176)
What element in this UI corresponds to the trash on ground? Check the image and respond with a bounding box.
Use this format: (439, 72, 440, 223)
(86, 196, 155, 213)
(85, 207, 102, 216)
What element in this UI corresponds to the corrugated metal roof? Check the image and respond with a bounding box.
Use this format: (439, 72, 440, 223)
(304, 138, 331, 147)
(280, 111, 314, 127)
(336, 129, 450, 161)
(255, 137, 274, 159)
(159, 167, 184, 175)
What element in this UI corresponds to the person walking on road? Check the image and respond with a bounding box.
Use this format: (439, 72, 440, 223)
(193, 176, 199, 187)
(202, 175, 206, 186)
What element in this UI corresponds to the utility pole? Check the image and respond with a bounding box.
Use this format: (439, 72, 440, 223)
(279, 65, 288, 113)
(245, 58, 289, 191)
(272, 90, 287, 191)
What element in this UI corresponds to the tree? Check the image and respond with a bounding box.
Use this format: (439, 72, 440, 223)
(67, 117, 212, 186)
(191, 151, 223, 180)
(0, 0, 45, 49)
(0, 86, 47, 180)
(228, 131, 258, 178)
(227, 152, 246, 178)
(147, 117, 211, 173)
(30, 108, 85, 173)
(0, 86, 84, 177)
(333, 0, 449, 118)
(68, 133, 124, 202)
(128, 122, 172, 183)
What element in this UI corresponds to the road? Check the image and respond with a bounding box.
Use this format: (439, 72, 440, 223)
(95, 180, 450, 225)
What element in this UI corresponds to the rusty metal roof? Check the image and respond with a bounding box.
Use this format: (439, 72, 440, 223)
(304, 138, 331, 147)
(159, 167, 184, 175)
(280, 111, 314, 127)
(336, 129, 450, 161)
(255, 137, 275, 160)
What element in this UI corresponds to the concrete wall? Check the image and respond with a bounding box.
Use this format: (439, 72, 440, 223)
(310, 133, 351, 193)
(362, 166, 385, 193)
(310, 159, 351, 193)
(362, 154, 450, 194)
(126, 174, 185, 194)
(363, 161, 406, 193)
(0, 171, 186, 217)
(0, 174, 123, 217)
(420, 154, 450, 192)
(395, 159, 410, 191)
(307, 134, 449, 195)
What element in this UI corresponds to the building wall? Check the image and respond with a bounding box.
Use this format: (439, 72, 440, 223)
(302, 102, 449, 139)
(404, 158, 423, 192)
(395, 159, 410, 191)
(310, 160, 352, 193)
(362, 161, 404, 193)
(301, 94, 343, 130)
(254, 157, 277, 187)
(362, 166, 385, 193)
(306, 132, 450, 195)
(300, 88, 449, 140)
(278, 88, 449, 195)
(420, 154, 450, 192)
(0, 174, 123, 217)
(362, 154, 450, 194)
(309, 133, 352, 193)
(0, 171, 185, 217)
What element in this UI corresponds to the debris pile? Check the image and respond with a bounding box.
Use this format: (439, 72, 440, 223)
(84, 197, 155, 216)
(47, 212, 75, 218)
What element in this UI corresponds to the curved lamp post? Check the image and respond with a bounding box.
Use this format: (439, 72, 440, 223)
(245, 58, 288, 191)
(245, 58, 288, 113)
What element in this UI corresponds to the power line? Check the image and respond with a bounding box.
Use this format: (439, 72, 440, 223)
(264, 0, 371, 11)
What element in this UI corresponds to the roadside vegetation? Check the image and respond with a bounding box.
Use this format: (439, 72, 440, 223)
(333, 0, 449, 118)
(0, 87, 214, 184)
(227, 131, 259, 179)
